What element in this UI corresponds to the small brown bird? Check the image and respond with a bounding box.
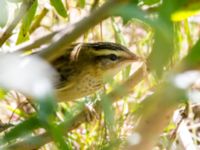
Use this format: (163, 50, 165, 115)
(51, 42, 139, 102)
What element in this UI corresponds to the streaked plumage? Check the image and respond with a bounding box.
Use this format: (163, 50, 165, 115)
(51, 42, 139, 101)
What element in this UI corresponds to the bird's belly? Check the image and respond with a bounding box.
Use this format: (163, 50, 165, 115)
(56, 74, 103, 101)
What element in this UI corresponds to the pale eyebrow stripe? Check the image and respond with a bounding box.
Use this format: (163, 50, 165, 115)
(92, 50, 128, 57)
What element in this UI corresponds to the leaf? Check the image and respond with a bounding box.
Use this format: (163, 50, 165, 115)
(112, 4, 147, 24)
(0, 89, 6, 99)
(171, 2, 200, 21)
(3, 117, 40, 143)
(141, 0, 161, 5)
(77, 0, 86, 8)
(111, 4, 173, 75)
(172, 10, 200, 21)
(148, 0, 187, 75)
(148, 21, 173, 76)
(183, 39, 200, 70)
(6, 0, 23, 3)
(50, 0, 67, 18)
(0, 0, 8, 27)
(16, 0, 38, 44)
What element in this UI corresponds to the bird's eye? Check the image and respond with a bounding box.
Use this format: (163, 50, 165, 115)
(109, 54, 118, 61)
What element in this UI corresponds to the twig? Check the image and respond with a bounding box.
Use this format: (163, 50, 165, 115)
(11, 0, 126, 55)
(4, 63, 145, 150)
(12, 0, 128, 57)
(38, 0, 128, 62)
(0, 0, 36, 47)
(0, 123, 13, 133)
(90, 0, 100, 11)
(12, 31, 59, 52)
(29, 7, 49, 34)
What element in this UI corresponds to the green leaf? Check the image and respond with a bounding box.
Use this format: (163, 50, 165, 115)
(50, 0, 67, 18)
(6, 0, 23, 3)
(16, 0, 38, 44)
(0, 89, 7, 99)
(148, 0, 187, 75)
(141, 0, 161, 5)
(0, 0, 8, 27)
(183, 39, 200, 70)
(2, 117, 40, 143)
(158, 0, 187, 20)
(6, 105, 30, 118)
(112, 4, 173, 75)
(172, 2, 200, 21)
(77, 0, 86, 8)
(148, 20, 173, 76)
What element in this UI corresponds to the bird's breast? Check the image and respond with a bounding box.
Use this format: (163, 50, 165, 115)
(56, 70, 103, 101)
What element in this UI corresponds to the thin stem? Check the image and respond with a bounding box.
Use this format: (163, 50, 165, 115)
(0, 0, 36, 47)
(29, 7, 49, 34)
(38, 0, 127, 62)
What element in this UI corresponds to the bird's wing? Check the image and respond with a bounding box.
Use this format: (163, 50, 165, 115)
(52, 56, 79, 91)
(50, 44, 81, 90)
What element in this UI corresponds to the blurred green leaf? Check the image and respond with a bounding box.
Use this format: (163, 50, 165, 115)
(164, 122, 176, 132)
(37, 95, 57, 123)
(112, 4, 173, 75)
(148, 0, 187, 75)
(16, 0, 38, 44)
(183, 20, 193, 48)
(172, 10, 200, 21)
(6, 0, 23, 3)
(45, 124, 70, 149)
(112, 4, 146, 24)
(0, 0, 8, 27)
(77, 0, 86, 8)
(148, 20, 173, 76)
(111, 17, 125, 45)
(110, 17, 131, 79)
(50, 0, 67, 18)
(141, 0, 161, 5)
(183, 38, 200, 70)
(37, 95, 71, 149)
(6, 105, 30, 118)
(101, 95, 116, 137)
(172, 1, 200, 21)
(0, 89, 6, 99)
(2, 116, 40, 143)
(158, 0, 187, 19)
(112, 1, 190, 76)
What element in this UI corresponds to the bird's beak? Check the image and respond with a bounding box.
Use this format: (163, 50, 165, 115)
(127, 52, 142, 62)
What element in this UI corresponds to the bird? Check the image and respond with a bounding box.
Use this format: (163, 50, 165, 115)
(51, 42, 139, 102)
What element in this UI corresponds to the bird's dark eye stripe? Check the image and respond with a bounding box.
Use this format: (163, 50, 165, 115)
(95, 55, 106, 60)
(95, 54, 119, 61)
(109, 54, 118, 61)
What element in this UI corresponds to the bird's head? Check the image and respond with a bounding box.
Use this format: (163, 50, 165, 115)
(70, 42, 139, 79)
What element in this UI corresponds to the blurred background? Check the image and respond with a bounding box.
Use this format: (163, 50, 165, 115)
(0, 0, 200, 150)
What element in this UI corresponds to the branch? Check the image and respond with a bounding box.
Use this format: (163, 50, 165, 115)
(29, 7, 49, 34)
(12, 0, 127, 56)
(0, 123, 13, 133)
(4, 63, 145, 150)
(0, 0, 36, 47)
(37, 0, 128, 62)
(12, 30, 59, 52)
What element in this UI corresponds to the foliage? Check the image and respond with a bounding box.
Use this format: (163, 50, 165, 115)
(0, 0, 200, 149)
